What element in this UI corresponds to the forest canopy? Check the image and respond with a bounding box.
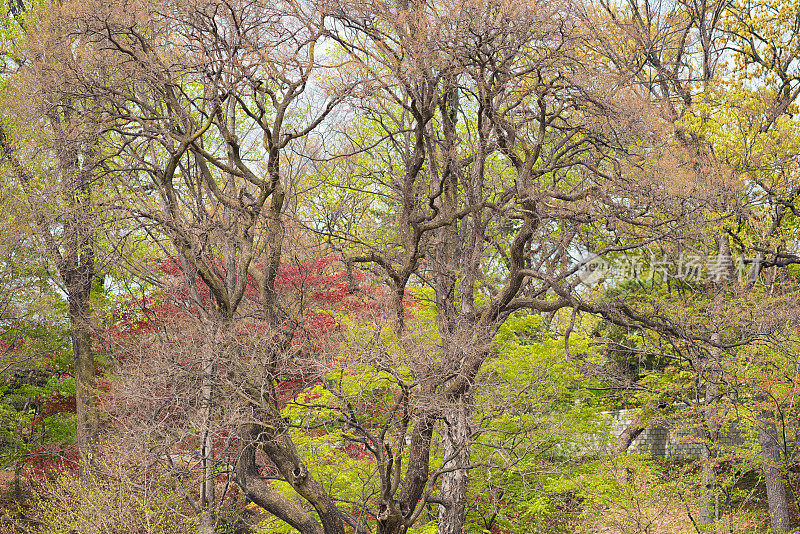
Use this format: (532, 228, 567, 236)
(1, 0, 800, 533)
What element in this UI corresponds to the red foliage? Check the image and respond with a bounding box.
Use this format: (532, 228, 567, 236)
(275, 377, 320, 404)
(95, 255, 413, 482)
(30, 393, 77, 431)
(0, 337, 22, 357)
(341, 442, 372, 460)
(102, 255, 383, 355)
(24, 444, 79, 478)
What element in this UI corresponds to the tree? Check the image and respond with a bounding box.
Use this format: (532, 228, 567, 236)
(318, 2, 697, 533)
(31, 0, 353, 531)
(103, 254, 375, 534)
(0, 0, 103, 478)
(583, 0, 800, 530)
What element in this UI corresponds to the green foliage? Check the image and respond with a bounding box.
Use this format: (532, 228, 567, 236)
(407, 520, 438, 534)
(0, 298, 76, 470)
(0, 370, 76, 469)
(573, 456, 694, 534)
(462, 314, 610, 534)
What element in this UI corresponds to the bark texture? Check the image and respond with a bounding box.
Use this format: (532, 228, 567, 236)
(438, 397, 472, 534)
(757, 399, 791, 533)
(70, 301, 98, 478)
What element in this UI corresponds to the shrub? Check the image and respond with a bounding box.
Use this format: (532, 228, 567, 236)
(16, 469, 194, 534)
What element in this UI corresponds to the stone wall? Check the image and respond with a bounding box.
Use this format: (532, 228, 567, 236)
(602, 408, 746, 458)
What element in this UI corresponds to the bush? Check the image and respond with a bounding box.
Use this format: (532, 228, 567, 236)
(15, 470, 194, 534)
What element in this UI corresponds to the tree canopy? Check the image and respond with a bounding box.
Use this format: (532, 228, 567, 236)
(1, 1, 800, 534)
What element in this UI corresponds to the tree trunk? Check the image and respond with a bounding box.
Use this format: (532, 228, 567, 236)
(615, 413, 645, 455)
(70, 296, 98, 479)
(757, 400, 791, 533)
(438, 396, 471, 534)
(198, 376, 216, 534)
(697, 379, 720, 532)
(196, 513, 215, 534)
(198, 321, 223, 534)
(376, 499, 405, 534)
(58, 118, 99, 480)
(696, 321, 730, 532)
(7, 127, 101, 480)
(237, 421, 324, 534)
(698, 442, 717, 531)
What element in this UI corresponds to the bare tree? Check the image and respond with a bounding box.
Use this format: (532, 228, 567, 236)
(320, 2, 696, 533)
(30, 0, 349, 531)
